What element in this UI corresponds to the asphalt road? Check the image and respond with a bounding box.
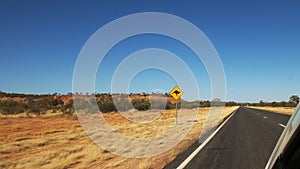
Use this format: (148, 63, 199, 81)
(165, 107, 290, 169)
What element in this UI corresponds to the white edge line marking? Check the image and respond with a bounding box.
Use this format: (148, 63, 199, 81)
(176, 109, 237, 169)
(278, 123, 286, 128)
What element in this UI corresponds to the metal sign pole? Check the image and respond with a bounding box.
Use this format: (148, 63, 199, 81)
(176, 100, 178, 125)
(169, 85, 183, 125)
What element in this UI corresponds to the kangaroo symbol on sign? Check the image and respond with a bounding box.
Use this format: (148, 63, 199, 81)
(172, 90, 181, 96)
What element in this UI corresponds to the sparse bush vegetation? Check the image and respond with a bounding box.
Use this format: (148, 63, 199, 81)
(0, 100, 27, 115)
(165, 101, 176, 109)
(149, 99, 166, 110)
(0, 92, 71, 115)
(97, 94, 117, 113)
(131, 98, 151, 111)
(0, 91, 297, 115)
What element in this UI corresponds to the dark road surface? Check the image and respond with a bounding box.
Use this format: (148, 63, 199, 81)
(165, 107, 290, 169)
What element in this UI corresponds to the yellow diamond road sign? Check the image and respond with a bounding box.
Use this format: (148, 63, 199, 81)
(169, 86, 183, 100)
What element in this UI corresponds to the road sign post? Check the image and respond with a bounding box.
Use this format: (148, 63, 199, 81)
(176, 100, 178, 125)
(169, 86, 183, 125)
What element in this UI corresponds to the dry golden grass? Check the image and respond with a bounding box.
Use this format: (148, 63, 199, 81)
(247, 106, 295, 115)
(0, 106, 238, 169)
(0, 110, 65, 118)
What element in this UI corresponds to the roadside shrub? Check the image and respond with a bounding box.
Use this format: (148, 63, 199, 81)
(97, 95, 117, 113)
(0, 100, 27, 115)
(131, 99, 150, 111)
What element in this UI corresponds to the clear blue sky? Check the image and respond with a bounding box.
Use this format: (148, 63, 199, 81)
(0, 0, 299, 102)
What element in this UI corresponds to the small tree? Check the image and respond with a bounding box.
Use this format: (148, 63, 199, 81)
(289, 95, 299, 105)
(259, 100, 266, 106)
